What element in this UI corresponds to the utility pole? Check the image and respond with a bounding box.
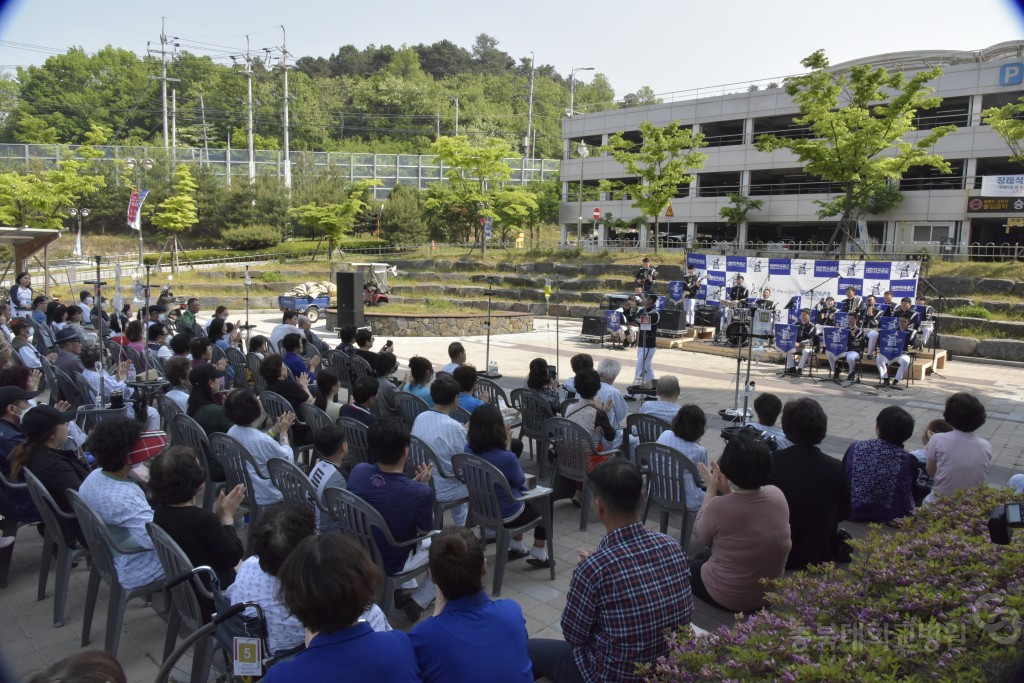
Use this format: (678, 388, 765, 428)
(448, 96, 459, 136)
(199, 94, 209, 165)
(523, 51, 535, 186)
(239, 36, 256, 185)
(147, 17, 179, 149)
(171, 88, 177, 148)
(280, 25, 291, 194)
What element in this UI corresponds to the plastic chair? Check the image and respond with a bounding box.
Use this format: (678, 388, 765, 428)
(448, 406, 472, 425)
(324, 350, 353, 399)
(0, 469, 42, 588)
(510, 388, 554, 479)
(636, 442, 703, 550)
(557, 398, 580, 416)
(626, 414, 671, 467)
(474, 376, 509, 407)
(67, 489, 164, 657)
(299, 402, 333, 436)
(209, 344, 226, 367)
(38, 356, 60, 406)
(338, 417, 372, 470)
(51, 366, 88, 411)
(225, 347, 249, 389)
(267, 458, 326, 516)
(247, 353, 267, 394)
(260, 390, 312, 462)
(407, 435, 468, 529)
(349, 354, 374, 383)
(22, 470, 89, 627)
(544, 417, 622, 531)
(321, 487, 437, 619)
(146, 350, 166, 376)
(146, 523, 216, 683)
(173, 413, 224, 511)
(157, 395, 185, 442)
(394, 391, 430, 429)
(452, 453, 555, 596)
(209, 433, 266, 554)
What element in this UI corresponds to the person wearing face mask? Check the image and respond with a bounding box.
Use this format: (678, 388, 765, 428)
(78, 290, 95, 323)
(146, 305, 168, 325)
(10, 318, 54, 369)
(0, 385, 43, 536)
(148, 323, 173, 360)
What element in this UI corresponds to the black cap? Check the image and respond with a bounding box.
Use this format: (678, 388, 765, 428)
(148, 304, 167, 314)
(20, 404, 76, 439)
(55, 327, 81, 344)
(0, 386, 40, 412)
(189, 364, 225, 386)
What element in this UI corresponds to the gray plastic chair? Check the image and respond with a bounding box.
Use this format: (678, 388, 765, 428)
(247, 353, 267, 394)
(209, 433, 266, 554)
(173, 413, 224, 511)
(158, 395, 185, 442)
(338, 417, 372, 470)
(299, 402, 333, 436)
(38, 356, 60, 406)
(321, 487, 437, 620)
(146, 522, 216, 683)
(544, 416, 622, 531)
(452, 453, 555, 596)
(267, 458, 325, 515)
(394, 392, 430, 429)
(22, 470, 88, 627)
(474, 376, 509, 407)
(67, 489, 163, 657)
(407, 435, 468, 529)
(349, 354, 374, 382)
(260, 390, 311, 462)
(448, 406, 472, 425)
(225, 347, 249, 389)
(510, 388, 554, 479)
(636, 442, 703, 550)
(0, 469, 42, 588)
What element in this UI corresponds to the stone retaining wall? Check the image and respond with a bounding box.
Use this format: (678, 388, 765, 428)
(363, 311, 533, 337)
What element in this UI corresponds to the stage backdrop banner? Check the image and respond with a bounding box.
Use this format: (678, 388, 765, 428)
(685, 254, 920, 310)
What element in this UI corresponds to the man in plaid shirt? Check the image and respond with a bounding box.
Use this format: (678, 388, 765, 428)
(528, 459, 693, 682)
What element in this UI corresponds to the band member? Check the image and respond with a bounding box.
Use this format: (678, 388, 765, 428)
(634, 257, 657, 293)
(752, 288, 773, 309)
(818, 297, 838, 327)
(610, 296, 637, 348)
(880, 290, 897, 317)
(784, 308, 818, 376)
(916, 295, 935, 346)
(728, 275, 749, 302)
(632, 293, 660, 388)
(828, 312, 864, 381)
(682, 265, 703, 326)
(877, 316, 920, 390)
(862, 295, 882, 357)
(896, 297, 920, 330)
(841, 286, 863, 314)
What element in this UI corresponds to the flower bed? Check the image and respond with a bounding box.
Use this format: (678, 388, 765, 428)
(647, 486, 1024, 681)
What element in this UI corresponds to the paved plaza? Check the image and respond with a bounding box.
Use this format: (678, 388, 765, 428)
(3, 313, 1022, 682)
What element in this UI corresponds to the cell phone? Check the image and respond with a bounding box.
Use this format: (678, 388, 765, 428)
(1009, 503, 1022, 525)
(383, 339, 393, 350)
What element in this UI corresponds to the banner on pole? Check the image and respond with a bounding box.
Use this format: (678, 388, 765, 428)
(774, 323, 797, 353)
(127, 189, 150, 231)
(822, 326, 849, 365)
(605, 309, 620, 332)
(668, 280, 684, 302)
(876, 329, 907, 364)
(73, 226, 82, 256)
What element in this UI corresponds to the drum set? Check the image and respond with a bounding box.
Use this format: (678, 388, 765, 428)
(717, 301, 779, 346)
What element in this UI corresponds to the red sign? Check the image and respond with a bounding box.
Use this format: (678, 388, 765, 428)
(592, 208, 601, 221)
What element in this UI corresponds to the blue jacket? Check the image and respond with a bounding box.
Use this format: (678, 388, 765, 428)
(263, 622, 421, 683)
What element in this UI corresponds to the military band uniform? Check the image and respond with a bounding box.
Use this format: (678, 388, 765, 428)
(727, 285, 748, 302)
(841, 296, 863, 314)
(861, 305, 882, 356)
(784, 321, 818, 374)
(635, 267, 657, 293)
(817, 306, 837, 328)
(632, 304, 660, 387)
(918, 305, 935, 346)
(877, 327, 920, 388)
(829, 325, 864, 380)
(682, 273, 700, 326)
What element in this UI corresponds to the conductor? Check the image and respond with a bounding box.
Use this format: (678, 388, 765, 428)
(631, 293, 660, 390)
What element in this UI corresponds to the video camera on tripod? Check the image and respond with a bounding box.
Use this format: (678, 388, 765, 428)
(988, 502, 1024, 544)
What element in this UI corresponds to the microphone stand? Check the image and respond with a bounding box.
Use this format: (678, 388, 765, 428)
(917, 275, 947, 379)
(480, 275, 501, 378)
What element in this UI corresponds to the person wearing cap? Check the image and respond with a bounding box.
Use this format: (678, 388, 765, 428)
(54, 327, 86, 376)
(79, 418, 165, 589)
(9, 403, 87, 547)
(0, 385, 42, 533)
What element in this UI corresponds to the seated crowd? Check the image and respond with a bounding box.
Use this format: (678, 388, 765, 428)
(0, 300, 1006, 683)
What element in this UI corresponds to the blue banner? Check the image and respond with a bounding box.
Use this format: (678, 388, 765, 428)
(774, 324, 797, 353)
(769, 258, 791, 276)
(864, 262, 892, 279)
(668, 281, 684, 302)
(877, 329, 907, 363)
(838, 278, 863, 295)
(834, 311, 849, 329)
(879, 316, 899, 330)
(605, 309, 621, 331)
(889, 279, 917, 298)
(814, 260, 839, 277)
(788, 308, 801, 324)
(687, 253, 707, 270)
(822, 327, 849, 359)
(656, 296, 666, 310)
(726, 256, 747, 272)
(913, 304, 927, 318)
(707, 271, 727, 287)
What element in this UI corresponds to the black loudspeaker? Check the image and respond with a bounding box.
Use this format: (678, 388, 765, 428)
(695, 306, 717, 327)
(659, 308, 684, 332)
(581, 315, 606, 339)
(335, 271, 365, 328)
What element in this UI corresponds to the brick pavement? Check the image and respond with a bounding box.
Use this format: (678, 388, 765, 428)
(3, 313, 1021, 682)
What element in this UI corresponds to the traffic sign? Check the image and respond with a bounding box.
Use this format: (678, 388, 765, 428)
(592, 208, 601, 221)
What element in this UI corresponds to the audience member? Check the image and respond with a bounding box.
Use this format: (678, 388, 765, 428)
(150, 446, 245, 587)
(27, 650, 127, 683)
(409, 528, 533, 682)
(186, 365, 230, 439)
(353, 328, 380, 368)
(269, 310, 300, 351)
(440, 341, 466, 374)
(148, 323, 172, 360)
(768, 398, 851, 570)
(338, 376, 379, 426)
(308, 425, 347, 532)
(168, 332, 191, 359)
(526, 358, 560, 413)
(281, 332, 318, 382)
(655, 405, 710, 514)
(347, 419, 435, 621)
(402, 356, 435, 408)
(843, 406, 916, 523)
(562, 353, 593, 396)
(313, 367, 344, 421)
(163, 356, 192, 412)
(465, 404, 549, 567)
(692, 433, 791, 612)
(410, 375, 469, 526)
(80, 345, 160, 430)
(335, 325, 357, 355)
(189, 337, 213, 369)
(528, 459, 693, 683)
(639, 375, 680, 422)
(54, 328, 86, 376)
(297, 314, 330, 356)
(0, 386, 40, 530)
(79, 418, 164, 589)
(562, 369, 616, 477)
(454, 365, 483, 413)
(264, 532, 416, 682)
(261, 354, 313, 445)
(925, 392, 991, 504)
(224, 388, 295, 506)
(748, 393, 792, 450)
(247, 335, 269, 360)
(374, 352, 402, 420)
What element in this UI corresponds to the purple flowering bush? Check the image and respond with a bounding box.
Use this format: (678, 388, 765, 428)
(646, 486, 1024, 681)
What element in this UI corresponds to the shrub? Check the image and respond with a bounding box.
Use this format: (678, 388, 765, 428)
(647, 486, 1024, 681)
(949, 305, 992, 319)
(222, 224, 282, 250)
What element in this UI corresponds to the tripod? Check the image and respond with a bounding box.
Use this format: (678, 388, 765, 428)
(479, 276, 501, 378)
(719, 324, 755, 422)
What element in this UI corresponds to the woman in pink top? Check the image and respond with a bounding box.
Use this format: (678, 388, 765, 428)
(692, 433, 791, 613)
(924, 393, 991, 505)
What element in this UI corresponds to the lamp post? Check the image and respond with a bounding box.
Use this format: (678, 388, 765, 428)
(447, 96, 460, 136)
(569, 66, 594, 117)
(124, 157, 154, 268)
(68, 206, 89, 257)
(576, 141, 588, 252)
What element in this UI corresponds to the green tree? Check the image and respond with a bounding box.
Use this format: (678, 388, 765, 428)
(151, 165, 198, 271)
(379, 184, 427, 244)
(491, 185, 539, 244)
(288, 179, 382, 244)
(755, 50, 956, 255)
(982, 95, 1024, 165)
(601, 120, 708, 252)
(622, 86, 662, 108)
(719, 192, 764, 235)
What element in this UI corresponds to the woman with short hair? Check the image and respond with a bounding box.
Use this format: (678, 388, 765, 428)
(402, 356, 434, 408)
(224, 388, 294, 506)
(842, 406, 916, 523)
(525, 358, 560, 413)
(655, 404, 710, 514)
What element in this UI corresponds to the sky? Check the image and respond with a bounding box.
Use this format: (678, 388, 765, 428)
(0, 0, 1021, 98)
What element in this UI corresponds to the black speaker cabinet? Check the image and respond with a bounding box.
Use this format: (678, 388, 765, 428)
(335, 271, 365, 328)
(581, 315, 606, 340)
(695, 306, 717, 327)
(659, 308, 683, 332)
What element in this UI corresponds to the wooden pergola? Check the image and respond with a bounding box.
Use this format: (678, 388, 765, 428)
(0, 226, 62, 296)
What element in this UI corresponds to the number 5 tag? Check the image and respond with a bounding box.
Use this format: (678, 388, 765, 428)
(233, 637, 263, 677)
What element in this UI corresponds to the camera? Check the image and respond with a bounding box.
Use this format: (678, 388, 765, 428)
(988, 503, 1023, 545)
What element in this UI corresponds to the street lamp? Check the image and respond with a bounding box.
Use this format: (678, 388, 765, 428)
(68, 206, 89, 257)
(576, 141, 589, 252)
(447, 96, 460, 136)
(569, 66, 594, 117)
(124, 157, 154, 267)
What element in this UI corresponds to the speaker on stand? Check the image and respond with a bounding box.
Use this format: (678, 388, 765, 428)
(335, 271, 365, 329)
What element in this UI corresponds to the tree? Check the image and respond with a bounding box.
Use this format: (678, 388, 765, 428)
(719, 192, 764, 236)
(287, 179, 381, 245)
(601, 120, 708, 251)
(982, 95, 1024, 165)
(755, 50, 956, 255)
(622, 86, 662, 108)
(379, 184, 427, 244)
(491, 186, 539, 244)
(151, 165, 198, 271)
